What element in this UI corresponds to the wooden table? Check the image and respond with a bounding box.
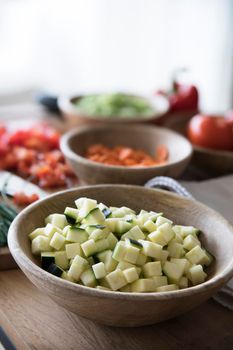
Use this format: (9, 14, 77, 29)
(0, 103, 233, 349)
(0, 269, 233, 350)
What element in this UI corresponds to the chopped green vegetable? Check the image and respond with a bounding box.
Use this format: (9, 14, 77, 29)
(74, 93, 155, 119)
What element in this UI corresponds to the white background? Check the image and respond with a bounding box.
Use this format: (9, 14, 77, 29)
(0, 0, 232, 111)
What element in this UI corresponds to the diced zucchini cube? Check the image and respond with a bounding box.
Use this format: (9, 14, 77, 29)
(80, 268, 97, 287)
(123, 243, 140, 264)
(96, 249, 111, 262)
(65, 242, 82, 259)
(163, 261, 184, 284)
(104, 251, 118, 272)
(64, 207, 79, 220)
(45, 214, 68, 229)
(115, 221, 132, 236)
(32, 235, 50, 255)
(105, 218, 119, 232)
(89, 228, 108, 241)
(75, 197, 89, 209)
(94, 238, 109, 253)
(157, 223, 175, 243)
(185, 246, 207, 265)
(122, 225, 145, 240)
(81, 239, 96, 257)
(44, 223, 62, 239)
(173, 225, 199, 238)
(112, 241, 127, 262)
(66, 227, 88, 243)
(160, 250, 169, 263)
(105, 269, 128, 290)
(156, 216, 173, 227)
(187, 265, 207, 285)
(170, 258, 189, 275)
(131, 278, 155, 292)
(152, 276, 168, 288)
(41, 252, 55, 270)
(179, 276, 188, 289)
(148, 211, 163, 222)
(111, 206, 135, 218)
(143, 220, 157, 232)
(171, 233, 183, 244)
(68, 255, 88, 281)
(106, 233, 118, 250)
(61, 271, 75, 282)
(139, 240, 162, 259)
(142, 261, 162, 278)
(117, 261, 141, 275)
(167, 242, 183, 258)
(92, 262, 106, 279)
(136, 252, 147, 266)
(49, 232, 66, 250)
(78, 198, 97, 219)
(156, 284, 178, 292)
(122, 267, 139, 283)
(183, 234, 200, 251)
(201, 250, 214, 266)
(55, 251, 69, 270)
(29, 228, 45, 241)
(82, 208, 105, 225)
(148, 230, 167, 246)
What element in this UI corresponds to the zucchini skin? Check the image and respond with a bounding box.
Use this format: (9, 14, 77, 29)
(47, 263, 63, 277)
(41, 254, 55, 270)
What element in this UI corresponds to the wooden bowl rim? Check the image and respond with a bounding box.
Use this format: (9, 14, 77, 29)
(194, 145, 233, 158)
(60, 124, 193, 171)
(8, 185, 233, 301)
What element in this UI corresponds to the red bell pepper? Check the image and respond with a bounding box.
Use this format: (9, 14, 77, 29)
(156, 69, 199, 112)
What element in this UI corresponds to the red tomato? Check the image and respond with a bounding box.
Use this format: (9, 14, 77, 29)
(13, 192, 39, 206)
(188, 114, 233, 151)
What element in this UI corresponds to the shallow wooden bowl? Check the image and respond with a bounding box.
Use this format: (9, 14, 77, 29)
(60, 124, 192, 185)
(192, 146, 233, 176)
(58, 94, 169, 127)
(8, 185, 233, 327)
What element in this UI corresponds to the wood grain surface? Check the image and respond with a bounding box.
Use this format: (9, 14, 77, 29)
(0, 269, 233, 350)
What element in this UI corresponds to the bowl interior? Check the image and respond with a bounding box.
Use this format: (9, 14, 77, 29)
(65, 125, 192, 167)
(10, 185, 233, 291)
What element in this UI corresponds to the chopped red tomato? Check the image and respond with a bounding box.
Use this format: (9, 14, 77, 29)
(0, 124, 76, 188)
(13, 192, 39, 206)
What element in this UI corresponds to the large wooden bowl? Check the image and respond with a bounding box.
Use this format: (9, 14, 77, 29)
(60, 124, 192, 185)
(8, 185, 233, 327)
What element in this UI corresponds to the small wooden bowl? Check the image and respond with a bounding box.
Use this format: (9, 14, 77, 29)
(8, 185, 233, 327)
(192, 146, 233, 176)
(60, 124, 192, 185)
(58, 94, 169, 127)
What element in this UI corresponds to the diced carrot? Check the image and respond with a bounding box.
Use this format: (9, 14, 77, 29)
(85, 143, 169, 167)
(155, 145, 168, 162)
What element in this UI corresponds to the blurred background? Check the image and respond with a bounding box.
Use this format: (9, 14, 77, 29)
(0, 0, 232, 112)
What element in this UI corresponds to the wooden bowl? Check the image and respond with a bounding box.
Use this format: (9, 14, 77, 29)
(192, 146, 233, 176)
(58, 94, 169, 127)
(8, 185, 233, 327)
(60, 124, 192, 185)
